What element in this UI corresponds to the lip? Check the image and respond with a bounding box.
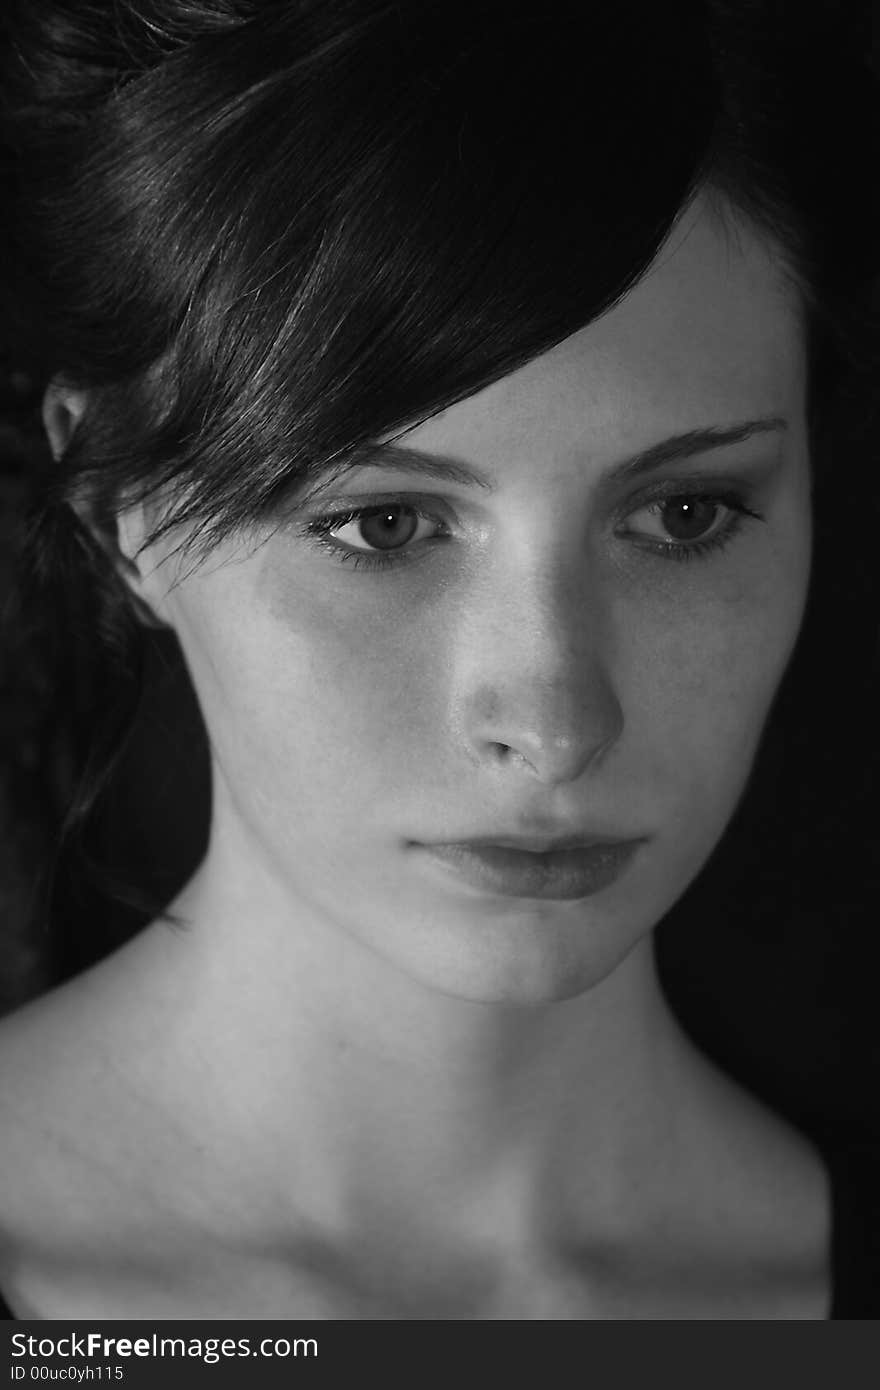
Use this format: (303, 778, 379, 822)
(414, 837, 645, 900)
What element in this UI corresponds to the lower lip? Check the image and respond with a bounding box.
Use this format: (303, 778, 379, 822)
(416, 841, 643, 900)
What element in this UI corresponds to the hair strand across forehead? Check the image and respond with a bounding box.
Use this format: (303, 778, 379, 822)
(4, 1, 722, 547)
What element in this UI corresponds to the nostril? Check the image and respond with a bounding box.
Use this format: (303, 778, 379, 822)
(489, 742, 533, 772)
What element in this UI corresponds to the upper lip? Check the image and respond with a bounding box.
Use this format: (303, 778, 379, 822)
(420, 832, 644, 853)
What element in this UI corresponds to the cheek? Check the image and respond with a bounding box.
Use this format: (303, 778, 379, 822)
(621, 556, 808, 823)
(183, 560, 449, 815)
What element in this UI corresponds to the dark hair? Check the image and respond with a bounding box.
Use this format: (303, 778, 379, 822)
(3, 1, 875, 538)
(0, 1, 877, 1050)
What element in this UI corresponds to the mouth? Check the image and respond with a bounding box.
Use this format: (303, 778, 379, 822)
(412, 836, 646, 901)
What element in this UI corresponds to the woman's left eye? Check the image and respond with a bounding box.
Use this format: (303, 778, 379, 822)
(619, 492, 759, 557)
(306, 503, 447, 561)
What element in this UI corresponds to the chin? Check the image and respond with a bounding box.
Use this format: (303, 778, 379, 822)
(374, 905, 649, 1007)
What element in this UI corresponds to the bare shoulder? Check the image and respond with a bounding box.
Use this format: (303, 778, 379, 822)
(0, 971, 142, 1249)
(0, 953, 231, 1315)
(660, 1049, 831, 1317)
(0, 936, 218, 1309)
(556, 1029, 831, 1318)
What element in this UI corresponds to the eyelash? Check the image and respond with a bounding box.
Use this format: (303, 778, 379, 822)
(300, 489, 764, 573)
(303, 504, 449, 571)
(627, 490, 765, 563)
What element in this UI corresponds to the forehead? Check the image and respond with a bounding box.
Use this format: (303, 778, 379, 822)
(402, 200, 806, 463)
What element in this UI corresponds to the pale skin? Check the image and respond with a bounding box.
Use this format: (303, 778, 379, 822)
(0, 198, 829, 1317)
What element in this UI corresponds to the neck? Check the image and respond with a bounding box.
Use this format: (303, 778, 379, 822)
(126, 804, 701, 1252)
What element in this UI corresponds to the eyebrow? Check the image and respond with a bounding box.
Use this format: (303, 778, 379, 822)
(315, 417, 788, 492)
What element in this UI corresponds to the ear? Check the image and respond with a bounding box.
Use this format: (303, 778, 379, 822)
(42, 380, 88, 460)
(42, 379, 171, 629)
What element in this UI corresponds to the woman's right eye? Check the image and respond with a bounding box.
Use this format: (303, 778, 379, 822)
(305, 502, 450, 564)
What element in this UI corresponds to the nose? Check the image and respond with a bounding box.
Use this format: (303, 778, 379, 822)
(453, 560, 624, 786)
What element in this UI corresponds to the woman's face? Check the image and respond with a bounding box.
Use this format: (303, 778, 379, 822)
(147, 201, 811, 1004)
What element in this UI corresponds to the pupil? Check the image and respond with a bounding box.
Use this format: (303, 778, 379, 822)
(661, 497, 718, 542)
(359, 506, 419, 551)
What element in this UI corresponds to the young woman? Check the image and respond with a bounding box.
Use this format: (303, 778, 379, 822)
(0, 1, 877, 1318)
